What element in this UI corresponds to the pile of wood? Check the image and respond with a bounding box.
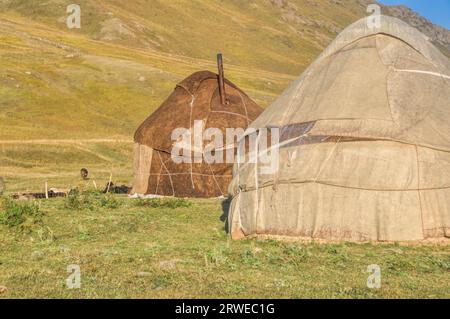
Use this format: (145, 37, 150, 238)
(104, 182, 131, 194)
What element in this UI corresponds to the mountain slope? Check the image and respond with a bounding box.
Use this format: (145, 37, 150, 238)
(0, 0, 369, 140)
(0, 0, 448, 141)
(1, 0, 368, 74)
(381, 4, 450, 55)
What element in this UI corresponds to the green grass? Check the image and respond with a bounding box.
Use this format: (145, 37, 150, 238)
(0, 197, 43, 228)
(0, 196, 449, 299)
(0, 197, 54, 241)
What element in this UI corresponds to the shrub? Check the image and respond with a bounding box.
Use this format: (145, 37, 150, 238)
(99, 194, 121, 209)
(64, 189, 94, 210)
(0, 197, 43, 227)
(0, 198, 53, 240)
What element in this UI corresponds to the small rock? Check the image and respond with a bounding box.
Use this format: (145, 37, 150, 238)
(138, 76, 146, 82)
(158, 259, 182, 270)
(25, 71, 32, 75)
(0, 286, 7, 294)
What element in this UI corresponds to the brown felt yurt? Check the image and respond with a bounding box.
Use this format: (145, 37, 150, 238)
(228, 16, 450, 242)
(132, 59, 263, 198)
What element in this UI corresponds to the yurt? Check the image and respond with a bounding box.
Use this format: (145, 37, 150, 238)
(133, 56, 263, 198)
(228, 16, 450, 241)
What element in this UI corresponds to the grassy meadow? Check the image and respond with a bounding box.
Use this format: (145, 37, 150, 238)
(0, 194, 449, 299)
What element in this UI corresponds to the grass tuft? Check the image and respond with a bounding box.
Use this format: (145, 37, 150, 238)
(0, 197, 41, 227)
(64, 189, 123, 211)
(134, 198, 192, 209)
(0, 197, 53, 240)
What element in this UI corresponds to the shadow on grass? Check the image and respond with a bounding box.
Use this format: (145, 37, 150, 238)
(220, 197, 231, 234)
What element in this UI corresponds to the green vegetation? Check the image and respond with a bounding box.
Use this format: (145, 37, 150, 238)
(0, 197, 43, 228)
(0, 197, 448, 298)
(64, 190, 122, 211)
(0, 197, 53, 240)
(134, 198, 192, 209)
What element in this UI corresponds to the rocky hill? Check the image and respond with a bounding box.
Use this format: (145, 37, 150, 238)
(380, 4, 450, 56)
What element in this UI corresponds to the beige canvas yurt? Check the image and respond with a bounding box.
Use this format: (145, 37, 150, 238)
(228, 16, 450, 242)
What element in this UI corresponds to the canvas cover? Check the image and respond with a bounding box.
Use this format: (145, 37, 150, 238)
(228, 16, 450, 241)
(133, 71, 263, 198)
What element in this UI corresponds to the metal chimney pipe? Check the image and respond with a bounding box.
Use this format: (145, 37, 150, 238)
(217, 53, 226, 105)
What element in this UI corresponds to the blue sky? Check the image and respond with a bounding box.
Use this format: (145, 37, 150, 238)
(379, 0, 450, 29)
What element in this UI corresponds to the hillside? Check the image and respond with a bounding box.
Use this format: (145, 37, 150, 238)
(0, 0, 370, 141)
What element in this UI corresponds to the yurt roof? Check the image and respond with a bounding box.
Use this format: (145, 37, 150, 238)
(134, 70, 262, 153)
(249, 15, 450, 152)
